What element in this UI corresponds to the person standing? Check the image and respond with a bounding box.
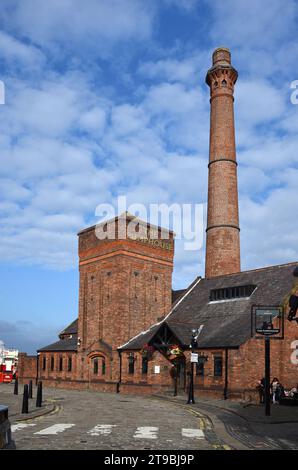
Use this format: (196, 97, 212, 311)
(271, 377, 280, 404)
(256, 378, 265, 404)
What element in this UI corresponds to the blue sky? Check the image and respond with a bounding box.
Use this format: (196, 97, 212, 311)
(0, 0, 298, 353)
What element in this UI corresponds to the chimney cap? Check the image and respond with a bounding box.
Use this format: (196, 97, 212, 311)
(212, 47, 231, 66)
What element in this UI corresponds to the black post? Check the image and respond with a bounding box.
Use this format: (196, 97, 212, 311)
(22, 384, 29, 414)
(14, 378, 18, 395)
(265, 336, 271, 416)
(36, 381, 42, 408)
(187, 362, 195, 404)
(28, 380, 33, 399)
(36, 354, 39, 386)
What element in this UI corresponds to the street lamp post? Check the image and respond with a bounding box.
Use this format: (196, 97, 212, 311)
(187, 328, 207, 405)
(187, 331, 197, 404)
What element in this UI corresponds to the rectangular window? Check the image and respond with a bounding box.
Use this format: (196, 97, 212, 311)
(196, 362, 204, 376)
(128, 355, 135, 375)
(42, 357, 46, 371)
(214, 356, 223, 377)
(142, 357, 148, 375)
(50, 356, 54, 371)
(102, 359, 106, 375)
(93, 359, 98, 375)
(68, 357, 72, 372)
(59, 356, 63, 372)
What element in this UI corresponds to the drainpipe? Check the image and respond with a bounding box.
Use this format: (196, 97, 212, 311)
(223, 348, 229, 400)
(117, 350, 122, 393)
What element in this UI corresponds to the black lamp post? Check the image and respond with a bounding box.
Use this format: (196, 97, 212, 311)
(187, 329, 199, 404)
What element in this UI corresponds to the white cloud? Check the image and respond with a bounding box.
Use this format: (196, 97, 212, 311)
(235, 80, 286, 126)
(0, 0, 155, 55)
(0, 30, 44, 68)
(138, 56, 202, 84)
(209, 0, 297, 49)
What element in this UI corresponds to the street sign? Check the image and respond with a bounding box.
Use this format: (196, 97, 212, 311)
(190, 353, 198, 363)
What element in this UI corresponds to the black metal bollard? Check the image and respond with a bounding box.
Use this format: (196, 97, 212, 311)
(36, 381, 42, 408)
(28, 380, 33, 399)
(14, 378, 18, 395)
(22, 384, 29, 414)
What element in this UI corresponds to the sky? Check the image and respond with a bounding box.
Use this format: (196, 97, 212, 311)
(0, 0, 298, 353)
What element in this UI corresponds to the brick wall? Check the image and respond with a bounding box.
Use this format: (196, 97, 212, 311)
(18, 353, 37, 383)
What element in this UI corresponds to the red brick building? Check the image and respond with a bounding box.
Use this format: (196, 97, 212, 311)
(18, 48, 298, 400)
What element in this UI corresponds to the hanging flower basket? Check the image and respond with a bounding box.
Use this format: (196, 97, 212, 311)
(140, 344, 155, 360)
(166, 344, 184, 360)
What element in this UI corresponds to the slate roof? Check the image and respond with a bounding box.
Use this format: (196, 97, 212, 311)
(59, 319, 78, 338)
(119, 262, 298, 351)
(172, 289, 186, 305)
(38, 335, 78, 352)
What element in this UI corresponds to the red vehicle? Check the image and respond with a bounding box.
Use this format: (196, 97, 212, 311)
(0, 364, 13, 384)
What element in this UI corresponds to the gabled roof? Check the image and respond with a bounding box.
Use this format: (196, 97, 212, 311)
(59, 319, 78, 338)
(120, 262, 298, 351)
(38, 335, 78, 352)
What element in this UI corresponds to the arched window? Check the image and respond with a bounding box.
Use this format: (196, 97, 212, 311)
(102, 359, 106, 375)
(93, 358, 98, 374)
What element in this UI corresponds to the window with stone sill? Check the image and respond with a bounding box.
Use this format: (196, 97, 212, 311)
(214, 356, 223, 377)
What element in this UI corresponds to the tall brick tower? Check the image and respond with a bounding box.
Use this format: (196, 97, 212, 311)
(205, 47, 241, 278)
(76, 213, 174, 388)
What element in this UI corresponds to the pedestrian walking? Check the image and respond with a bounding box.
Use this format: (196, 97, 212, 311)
(256, 378, 265, 404)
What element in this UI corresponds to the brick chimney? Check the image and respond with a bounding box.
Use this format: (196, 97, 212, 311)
(205, 47, 241, 278)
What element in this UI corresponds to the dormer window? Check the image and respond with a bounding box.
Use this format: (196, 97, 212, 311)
(209, 284, 257, 302)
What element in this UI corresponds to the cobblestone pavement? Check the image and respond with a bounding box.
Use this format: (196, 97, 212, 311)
(1, 385, 229, 450)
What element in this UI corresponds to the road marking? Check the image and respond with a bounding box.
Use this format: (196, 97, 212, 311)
(87, 424, 116, 436)
(34, 424, 75, 435)
(11, 423, 36, 432)
(182, 428, 204, 439)
(134, 427, 158, 439)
